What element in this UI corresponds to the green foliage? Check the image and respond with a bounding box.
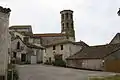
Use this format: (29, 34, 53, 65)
(7, 69, 19, 80)
(7, 64, 19, 80)
(44, 61, 52, 65)
(53, 59, 66, 67)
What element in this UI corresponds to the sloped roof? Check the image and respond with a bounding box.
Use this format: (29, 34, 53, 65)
(110, 33, 120, 44)
(67, 43, 120, 60)
(24, 42, 45, 49)
(75, 41, 89, 47)
(45, 39, 88, 47)
(12, 36, 44, 49)
(34, 33, 66, 37)
(9, 25, 32, 29)
(16, 31, 33, 36)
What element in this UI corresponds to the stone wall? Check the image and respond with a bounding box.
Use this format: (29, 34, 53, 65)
(41, 36, 66, 45)
(45, 43, 82, 62)
(0, 6, 11, 80)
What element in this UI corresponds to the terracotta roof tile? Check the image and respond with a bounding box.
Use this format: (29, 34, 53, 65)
(45, 39, 88, 47)
(67, 43, 120, 60)
(34, 33, 66, 37)
(9, 25, 31, 29)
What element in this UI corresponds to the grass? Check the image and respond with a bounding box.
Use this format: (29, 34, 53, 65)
(89, 75, 120, 80)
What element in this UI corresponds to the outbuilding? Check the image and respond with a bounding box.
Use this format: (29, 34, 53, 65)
(66, 43, 120, 72)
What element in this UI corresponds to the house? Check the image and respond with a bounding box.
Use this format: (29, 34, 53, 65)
(9, 25, 33, 34)
(44, 39, 88, 63)
(11, 36, 45, 64)
(66, 43, 120, 72)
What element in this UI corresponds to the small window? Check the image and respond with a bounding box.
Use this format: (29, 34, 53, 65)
(49, 57, 51, 63)
(70, 14, 73, 19)
(17, 41, 20, 49)
(61, 45, 63, 50)
(53, 45, 56, 50)
(66, 13, 68, 19)
(66, 23, 69, 28)
(13, 52, 17, 58)
(62, 23, 64, 27)
(71, 23, 73, 29)
(62, 14, 64, 19)
(62, 23, 64, 30)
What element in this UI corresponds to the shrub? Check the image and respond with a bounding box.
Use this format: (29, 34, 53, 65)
(37, 61, 43, 64)
(53, 60, 66, 67)
(7, 69, 19, 80)
(44, 62, 52, 65)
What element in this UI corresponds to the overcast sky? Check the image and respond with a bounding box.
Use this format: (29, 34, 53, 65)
(1, 0, 120, 46)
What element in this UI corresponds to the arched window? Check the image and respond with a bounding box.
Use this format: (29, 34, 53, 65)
(65, 13, 68, 19)
(70, 14, 73, 19)
(66, 23, 69, 28)
(71, 23, 73, 29)
(62, 23, 64, 30)
(62, 23, 64, 27)
(17, 41, 20, 49)
(62, 14, 64, 20)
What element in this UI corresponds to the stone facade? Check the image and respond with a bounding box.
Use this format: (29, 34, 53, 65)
(45, 41, 83, 63)
(67, 59, 103, 70)
(60, 10, 75, 41)
(0, 6, 11, 80)
(11, 38, 45, 64)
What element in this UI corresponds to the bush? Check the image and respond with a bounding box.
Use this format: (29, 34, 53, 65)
(37, 61, 43, 64)
(53, 60, 66, 67)
(7, 69, 19, 80)
(44, 62, 52, 65)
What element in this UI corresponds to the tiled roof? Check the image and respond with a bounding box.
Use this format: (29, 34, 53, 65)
(75, 41, 89, 47)
(67, 43, 120, 60)
(45, 39, 88, 47)
(16, 31, 33, 36)
(110, 33, 120, 44)
(12, 36, 44, 49)
(9, 25, 32, 29)
(25, 43, 45, 49)
(33, 33, 66, 37)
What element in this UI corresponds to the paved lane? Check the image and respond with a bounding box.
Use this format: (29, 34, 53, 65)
(16, 64, 117, 80)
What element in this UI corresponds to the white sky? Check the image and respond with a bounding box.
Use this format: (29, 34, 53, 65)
(1, 0, 120, 46)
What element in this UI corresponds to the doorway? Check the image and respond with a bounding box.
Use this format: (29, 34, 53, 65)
(21, 54, 26, 62)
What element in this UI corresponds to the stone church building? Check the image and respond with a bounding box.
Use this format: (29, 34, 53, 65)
(9, 10, 88, 64)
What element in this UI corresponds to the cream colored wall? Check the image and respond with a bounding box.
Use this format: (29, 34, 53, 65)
(11, 39, 28, 61)
(82, 59, 103, 70)
(45, 43, 82, 62)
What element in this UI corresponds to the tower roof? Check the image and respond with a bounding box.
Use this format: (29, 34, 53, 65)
(60, 10, 73, 14)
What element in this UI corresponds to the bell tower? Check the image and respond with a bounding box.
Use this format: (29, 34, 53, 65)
(60, 10, 75, 41)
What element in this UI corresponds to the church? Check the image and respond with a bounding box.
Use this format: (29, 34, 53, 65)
(9, 10, 88, 64)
